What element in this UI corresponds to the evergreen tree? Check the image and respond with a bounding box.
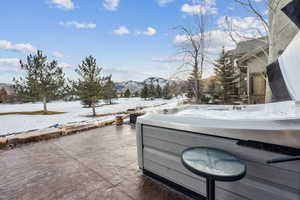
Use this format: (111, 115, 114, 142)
(62, 81, 75, 101)
(162, 82, 172, 99)
(140, 83, 149, 99)
(207, 77, 218, 100)
(103, 75, 117, 104)
(214, 48, 239, 104)
(134, 91, 140, 97)
(74, 56, 104, 117)
(13, 50, 65, 114)
(155, 84, 162, 98)
(186, 77, 196, 99)
(185, 70, 203, 103)
(148, 82, 156, 98)
(124, 88, 131, 98)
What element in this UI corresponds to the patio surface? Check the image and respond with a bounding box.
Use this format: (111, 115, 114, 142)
(0, 125, 190, 200)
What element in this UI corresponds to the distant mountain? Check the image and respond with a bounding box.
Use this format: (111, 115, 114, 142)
(115, 77, 169, 92)
(0, 83, 14, 95)
(0, 77, 181, 94)
(115, 80, 143, 93)
(143, 77, 168, 86)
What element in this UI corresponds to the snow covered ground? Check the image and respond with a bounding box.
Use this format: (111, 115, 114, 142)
(0, 98, 180, 135)
(3, 97, 297, 136)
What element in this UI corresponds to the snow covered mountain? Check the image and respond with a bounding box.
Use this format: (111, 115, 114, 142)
(115, 77, 169, 92)
(115, 80, 144, 92)
(143, 77, 168, 86)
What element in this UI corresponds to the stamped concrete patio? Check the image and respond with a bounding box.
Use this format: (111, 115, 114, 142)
(0, 125, 190, 200)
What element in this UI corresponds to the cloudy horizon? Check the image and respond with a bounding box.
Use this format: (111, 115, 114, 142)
(0, 0, 267, 83)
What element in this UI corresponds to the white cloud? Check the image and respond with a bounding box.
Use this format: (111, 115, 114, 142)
(0, 58, 20, 67)
(136, 27, 157, 36)
(217, 16, 266, 36)
(49, 0, 75, 10)
(59, 21, 96, 29)
(51, 51, 64, 58)
(102, 66, 150, 82)
(157, 0, 174, 7)
(152, 56, 182, 63)
(103, 0, 120, 11)
(191, 0, 215, 6)
(113, 26, 130, 35)
(173, 29, 243, 78)
(181, 3, 217, 15)
(143, 27, 157, 36)
(0, 58, 20, 73)
(58, 62, 72, 68)
(174, 30, 238, 58)
(0, 40, 37, 53)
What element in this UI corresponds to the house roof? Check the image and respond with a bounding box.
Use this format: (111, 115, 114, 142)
(236, 36, 268, 55)
(227, 36, 269, 64)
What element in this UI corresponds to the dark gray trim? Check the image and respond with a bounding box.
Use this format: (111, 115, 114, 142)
(143, 169, 206, 200)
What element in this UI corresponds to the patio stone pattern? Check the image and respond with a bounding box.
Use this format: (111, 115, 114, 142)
(0, 125, 190, 200)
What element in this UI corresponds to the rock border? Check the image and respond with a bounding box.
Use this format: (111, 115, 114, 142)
(0, 114, 138, 149)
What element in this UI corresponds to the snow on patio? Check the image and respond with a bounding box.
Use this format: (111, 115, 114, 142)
(0, 98, 180, 135)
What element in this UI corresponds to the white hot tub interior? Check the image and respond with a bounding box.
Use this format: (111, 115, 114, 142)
(158, 101, 300, 120)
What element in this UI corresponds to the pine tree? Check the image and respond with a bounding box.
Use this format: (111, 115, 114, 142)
(140, 84, 149, 100)
(74, 56, 104, 117)
(13, 50, 65, 114)
(214, 48, 239, 104)
(207, 77, 218, 100)
(155, 84, 162, 98)
(186, 77, 195, 99)
(134, 91, 140, 97)
(124, 88, 131, 98)
(148, 82, 156, 98)
(162, 82, 172, 99)
(103, 75, 117, 104)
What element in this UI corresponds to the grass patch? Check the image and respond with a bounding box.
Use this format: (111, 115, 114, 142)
(0, 111, 66, 116)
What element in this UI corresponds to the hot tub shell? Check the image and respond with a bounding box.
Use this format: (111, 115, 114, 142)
(136, 103, 300, 200)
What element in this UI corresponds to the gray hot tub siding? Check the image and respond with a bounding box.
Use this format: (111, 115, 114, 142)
(136, 118, 300, 200)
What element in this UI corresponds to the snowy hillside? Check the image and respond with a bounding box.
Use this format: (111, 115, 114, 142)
(115, 80, 143, 92)
(143, 77, 168, 86)
(115, 77, 169, 92)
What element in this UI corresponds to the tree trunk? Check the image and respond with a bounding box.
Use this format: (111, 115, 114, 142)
(195, 79, 201, 103)
(43, 97, 48, 114)
(193, 62, 201, 104)
(265, 1, 278, 103)
(92, 102, 96, 117)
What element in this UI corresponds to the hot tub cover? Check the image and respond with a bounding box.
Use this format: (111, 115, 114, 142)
(266, 1, 300, 102)
(282, 0, 300, 29)
(277, 32, 300, 101)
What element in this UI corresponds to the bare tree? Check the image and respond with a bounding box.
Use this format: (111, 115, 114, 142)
(227, 0, 287, 103)
(175, 0, 211, 103)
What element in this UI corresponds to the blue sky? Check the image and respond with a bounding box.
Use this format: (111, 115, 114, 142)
(0, 0, 267, 83)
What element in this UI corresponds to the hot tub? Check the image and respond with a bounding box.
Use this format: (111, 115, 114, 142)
(136, 101, 300, 200)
